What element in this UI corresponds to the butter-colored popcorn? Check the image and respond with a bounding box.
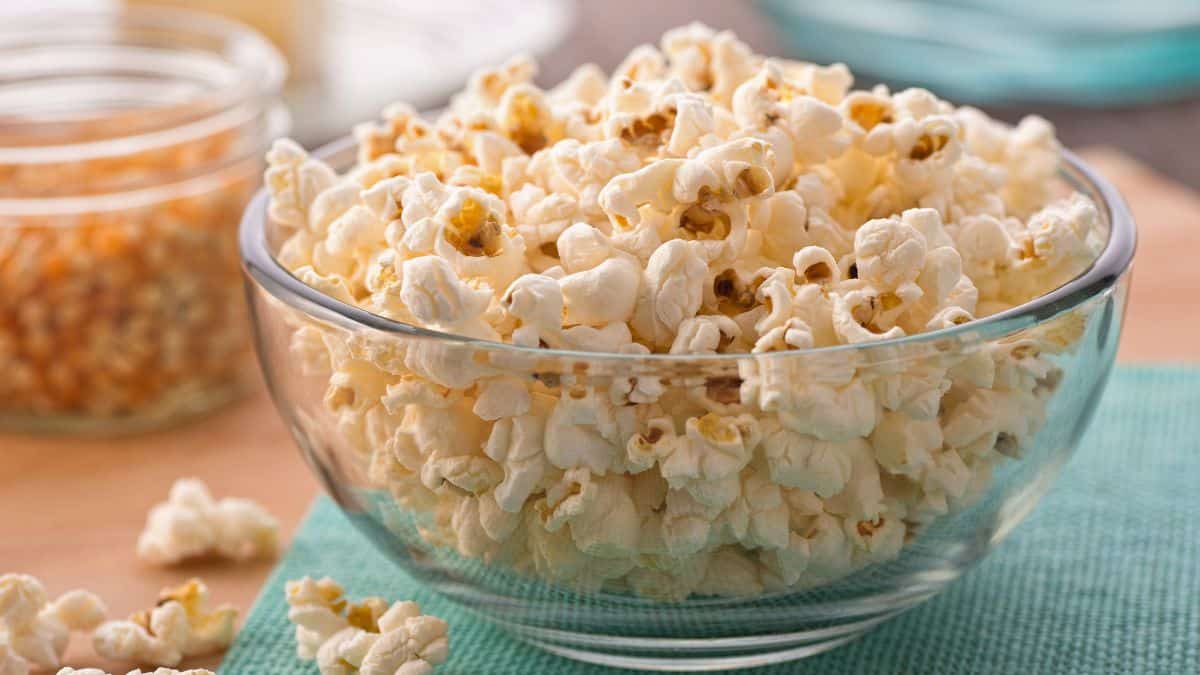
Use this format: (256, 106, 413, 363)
(661, 23, 760, 106)
(535, 468, 640, 558)
(355, 103, 444, 166)
(507, 185, 579, 269)
(497, 84, 560, 155)
(1, 639, 28, 675)
(611, 45, 667, 88)
(55, 662, 216, 667)
(399, 256, 497, 341)
(670, 315, 741, 355)
(499, 273, 564, 348)
(763, 425, 854, 497)
(267, 139, 340, 231)
(732, 62, 848, 166)
(93, 579, 235, 667)
(533, 139, 640, 221)
(719, 467, 790, 550)
(352, 602, 449, 675)
(550, 63, 608, 109)
(632, 240, 709, 347)
(543, 388, 623, 474)
(0, 575, 107, 673)
(136, 478, 278, 565)
(956, 108, 1061, 217)
(287, 578, 449, 675)
(267, 23, 1104, 602)
(485, 403, 551, 512)
(660, 413, 759, 491)
(599, 137, 773, 264)
(999, 193, 1104, 305)
(285, 577, 352, 660)
(560, 256, 642, 326)
(451, 53, 537, 117)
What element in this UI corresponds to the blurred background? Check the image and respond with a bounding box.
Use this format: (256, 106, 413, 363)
(15, 0, 1197, 186)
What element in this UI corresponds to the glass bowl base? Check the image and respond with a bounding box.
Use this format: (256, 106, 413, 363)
(505, 606, 918, 671)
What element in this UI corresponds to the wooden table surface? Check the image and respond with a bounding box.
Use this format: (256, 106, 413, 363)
(1, 148, 1197, 672)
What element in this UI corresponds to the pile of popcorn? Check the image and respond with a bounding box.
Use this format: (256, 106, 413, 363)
(266, 24, 1104, 600)
(284, 576, 449, 675)
(1, 477, 283, 675)
(0, 120, 259, 429)
(0, 573, 239, 675)
(56, 662, 213, 667)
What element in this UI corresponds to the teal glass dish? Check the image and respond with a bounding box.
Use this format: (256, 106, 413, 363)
(758, 0, 1200, 104)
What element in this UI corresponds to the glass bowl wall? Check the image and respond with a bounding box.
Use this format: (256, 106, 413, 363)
(241, 138, 1133, 671)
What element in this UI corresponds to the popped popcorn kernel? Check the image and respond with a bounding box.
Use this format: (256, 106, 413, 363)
(136, 478, 279, 565)
(443, 197, 502, 257)
(92, 579, 235, 667)
(284, 577, 449, 675)
(55, 662, 216, 667)
(0, 574, 107, 673)
(266, 23, 1106, 602)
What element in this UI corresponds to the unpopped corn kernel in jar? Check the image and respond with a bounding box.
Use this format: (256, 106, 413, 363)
(0, 10, 285, 432)
(265, 23, 1106, 601)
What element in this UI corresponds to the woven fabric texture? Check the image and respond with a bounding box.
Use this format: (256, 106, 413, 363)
(219, 366, 1200, 674)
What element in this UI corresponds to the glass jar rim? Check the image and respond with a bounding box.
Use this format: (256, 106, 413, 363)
(240, 136, 1137, 362)
(0, 5, 287, 166)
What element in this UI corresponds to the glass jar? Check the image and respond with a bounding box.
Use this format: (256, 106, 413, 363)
(0, 7, 288, 433)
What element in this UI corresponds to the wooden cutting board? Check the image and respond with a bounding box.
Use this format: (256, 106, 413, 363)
(0, 148, 1196, 672)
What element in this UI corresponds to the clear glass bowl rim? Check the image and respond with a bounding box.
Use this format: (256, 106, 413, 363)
(240, 135, 1136, 362)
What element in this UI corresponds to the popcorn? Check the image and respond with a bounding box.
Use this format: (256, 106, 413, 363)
(670, 315, 740, 355)
(535, 139, 640, 220)
(266, 139, 340, 231)
(763, 426, 854, 497)
(266, 23, 1105, 602)
(662, 23, 761, 106)
(56, 669, 215, 675)
(0, 574, 107, 673)
(93, 579, 236, 667)
(285, 578, 449, 675)
(544, 388, 622, 474)
(632, 240, 708, 347)
(284, 577, 352, 660)
(854, 216, 928, 290)
(136, 478, 278, 565)
(485, 403, 551, 512)
(560, 256, 642, 326)
(399, 257, 498, 341)
(55, 662, 216, 667)
(663, 413, 759, 490)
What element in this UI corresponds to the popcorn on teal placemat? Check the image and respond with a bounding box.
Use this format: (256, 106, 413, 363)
(220, 366, 1200, 674)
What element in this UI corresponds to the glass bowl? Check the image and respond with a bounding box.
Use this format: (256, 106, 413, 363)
(756, 0, 1200, 105)
(240, 136, 1134, 671)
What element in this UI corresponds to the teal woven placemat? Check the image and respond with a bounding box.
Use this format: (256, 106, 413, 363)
(220, 366, 1200, 674)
